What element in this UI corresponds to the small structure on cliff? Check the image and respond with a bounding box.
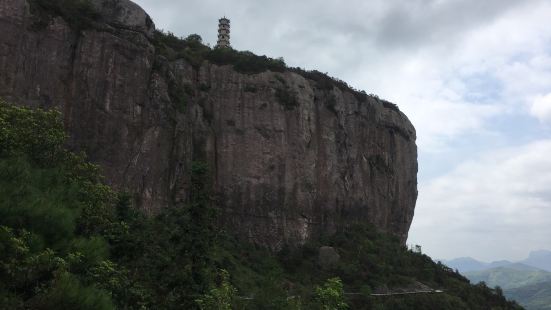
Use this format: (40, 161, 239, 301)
(216, 17, 231, 48)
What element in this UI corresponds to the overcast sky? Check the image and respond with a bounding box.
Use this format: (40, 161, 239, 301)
(133, 0, 551, 262)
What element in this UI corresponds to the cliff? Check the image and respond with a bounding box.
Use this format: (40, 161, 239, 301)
(0, 0, 417, 248)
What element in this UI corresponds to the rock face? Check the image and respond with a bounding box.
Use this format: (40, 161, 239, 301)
(0, 0, 418, 249)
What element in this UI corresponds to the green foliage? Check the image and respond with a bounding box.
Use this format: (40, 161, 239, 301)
(314, 278, 349, 310)
(0, 103, 65, 166)
(196, 270, 237, 310)
(153, 32, 211, 68)
(29, 271, 115, 310)
(207, 49, 286, 74)
(28, 0, 100, 30)
(153, 31, 286, 75)
(0, 101, 126, 308)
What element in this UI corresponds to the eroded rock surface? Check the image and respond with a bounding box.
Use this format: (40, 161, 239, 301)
(0, 0, 418, 249)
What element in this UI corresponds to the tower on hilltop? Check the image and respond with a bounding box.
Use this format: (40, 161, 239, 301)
(216, 17, 230, 48)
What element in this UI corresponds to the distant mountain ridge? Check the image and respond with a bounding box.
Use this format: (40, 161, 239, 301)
(441, 250, 551, 273)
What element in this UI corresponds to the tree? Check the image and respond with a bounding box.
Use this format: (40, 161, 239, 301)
(186, 34, 203, 43)
(196, 270, 237, 310)
(314, 277, 348, 310)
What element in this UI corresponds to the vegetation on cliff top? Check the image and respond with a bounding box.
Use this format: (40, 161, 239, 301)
(0, 102, 522, 309)
(152, 31, 400, 112)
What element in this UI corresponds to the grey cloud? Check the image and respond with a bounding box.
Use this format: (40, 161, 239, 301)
(375, 0, 524, 48)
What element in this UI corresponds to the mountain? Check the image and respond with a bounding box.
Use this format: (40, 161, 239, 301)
(463, 263, 551, 290)
(441, 257, 491, 272)
(506, 281, 551, 310)
(521, 250, 551, 272)
(0, 0, 417, 249)
(440, 257, 514, 273)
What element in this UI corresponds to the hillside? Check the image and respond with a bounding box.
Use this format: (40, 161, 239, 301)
(464, 264, 551, 290)
(506, 281, 551, 310)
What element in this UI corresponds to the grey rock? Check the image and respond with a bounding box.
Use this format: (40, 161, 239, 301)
(90, 0, 155, 38)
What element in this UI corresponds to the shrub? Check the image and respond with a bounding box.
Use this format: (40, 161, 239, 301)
(195, 270, 237, 310)
(0, 102, 65, 166)
(315, 278, 349, 310)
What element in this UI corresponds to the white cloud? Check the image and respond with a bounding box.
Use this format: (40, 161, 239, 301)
(409, 140, 551, 261)
(530, 93, 551, 123)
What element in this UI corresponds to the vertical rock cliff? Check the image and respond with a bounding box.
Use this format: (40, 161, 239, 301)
(0, 0, 417, 248)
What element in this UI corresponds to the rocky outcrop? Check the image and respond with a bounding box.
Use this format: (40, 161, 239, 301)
(0, 0, 417, 249)
(89, 0, 155, 38)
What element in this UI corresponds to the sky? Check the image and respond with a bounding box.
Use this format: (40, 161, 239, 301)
(132, 0, 551, 262)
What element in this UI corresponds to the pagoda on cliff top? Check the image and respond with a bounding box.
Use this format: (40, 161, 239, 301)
(216, 17, 230, 48)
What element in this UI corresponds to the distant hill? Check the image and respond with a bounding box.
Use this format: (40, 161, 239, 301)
(463, 263, 551, 290)
(441, 257, 512, 273)
(521, 251, 551, 272)
(506, 280, 551, 310)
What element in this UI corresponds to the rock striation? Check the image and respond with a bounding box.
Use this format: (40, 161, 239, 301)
(0, 0, 417, 249)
